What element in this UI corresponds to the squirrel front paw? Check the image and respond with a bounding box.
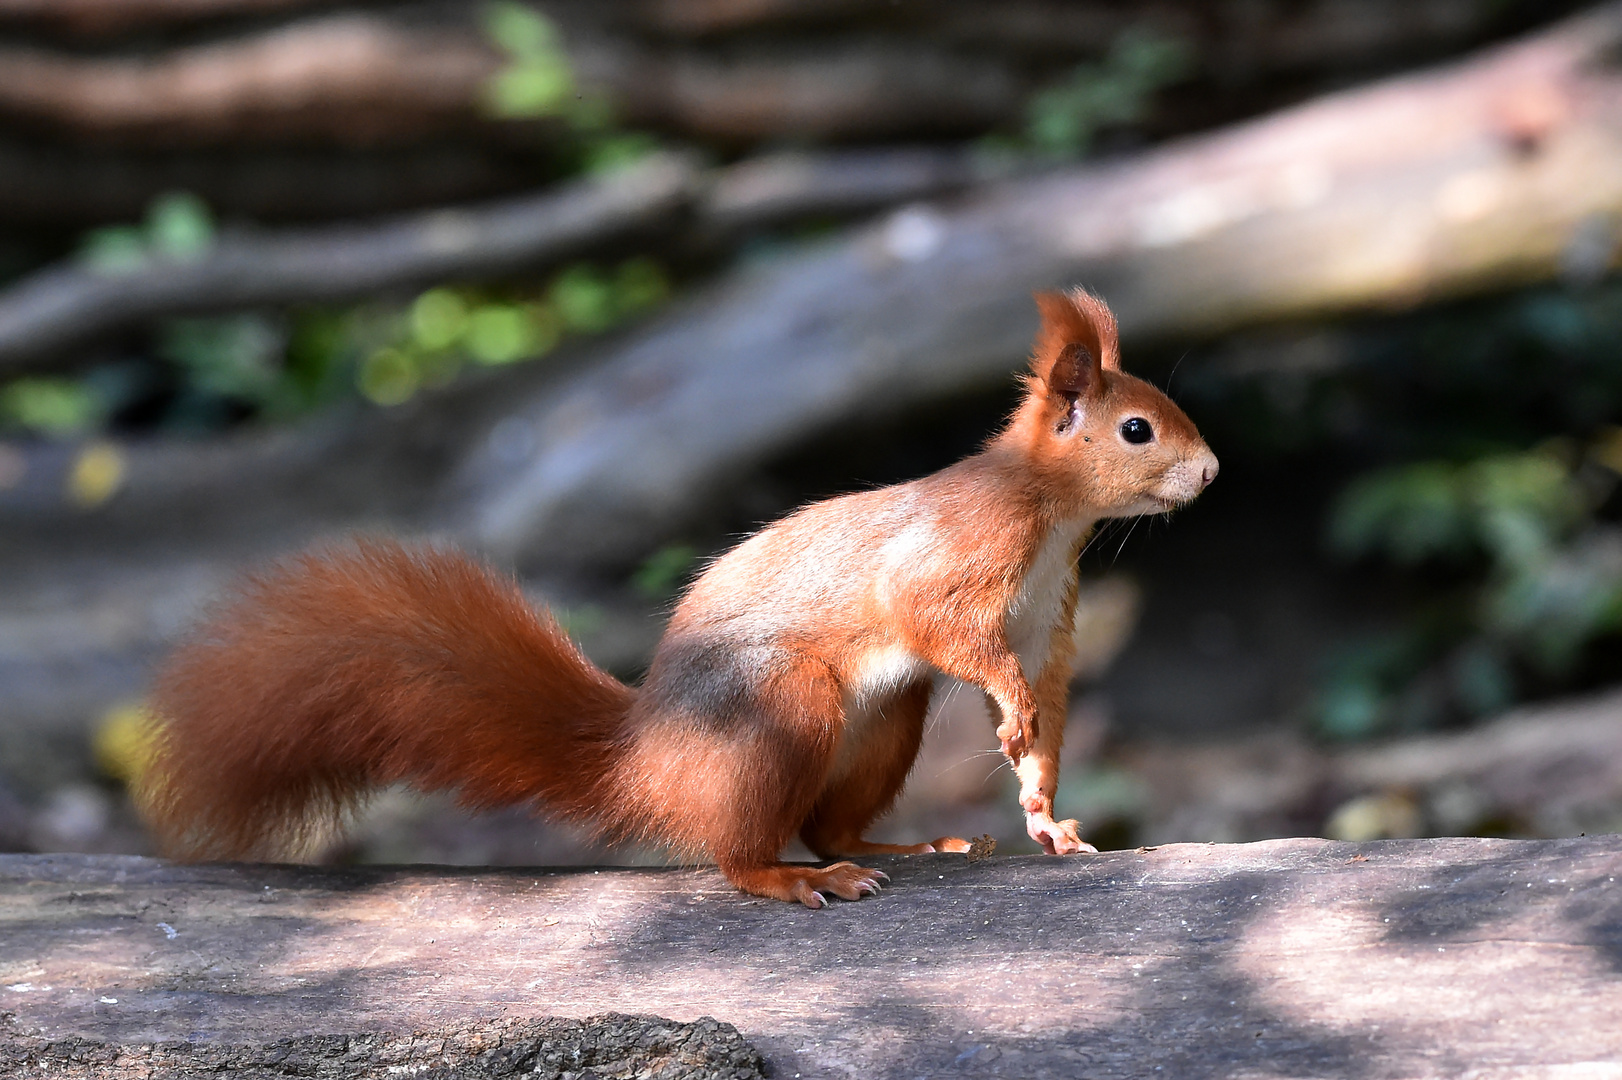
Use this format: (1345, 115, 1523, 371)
(1026, 812, 1096, 855)
(996, 714, 1037, 759)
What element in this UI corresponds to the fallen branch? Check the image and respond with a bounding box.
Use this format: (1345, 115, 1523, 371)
(1107, 686, 1622, 847)
(0, 1, 1576, 148)
(1, 838, 1617, 1077)
(0, 153, 700, 368)
(0, 146, 984, 370)
(0, 13, 503, 145)
(0, 0, 323, 34)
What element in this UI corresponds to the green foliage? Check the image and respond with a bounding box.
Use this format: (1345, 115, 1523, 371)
(1018, 28, 1194, 158)
(347, 258, 667, 408)
(146, 193, 215, 261)
(80, 192, 214, 274)
(160, 316, 282, 402)
(0, 378, 103, 436)
(0, 254, 670, 437)
(1054, 766, 1150, 823)
(480, 3, 661, 172)
(1330, 452, 1584, 567)
(632, 544, 699, 600)
(581, 133, 662, 175)
(1318, 442, 1622, 737)
(482, 2, 575, 118)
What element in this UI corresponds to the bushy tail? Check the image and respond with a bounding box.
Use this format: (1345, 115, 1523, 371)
(139, 538, 634, 861)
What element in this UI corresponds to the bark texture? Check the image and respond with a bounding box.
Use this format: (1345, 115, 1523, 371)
(1, 837, 1617, 1079)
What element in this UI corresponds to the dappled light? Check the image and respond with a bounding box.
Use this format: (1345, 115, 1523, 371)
(2, 2, 1622, 1075)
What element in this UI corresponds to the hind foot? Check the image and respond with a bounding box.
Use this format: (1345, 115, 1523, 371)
(725, 861, 888, 909)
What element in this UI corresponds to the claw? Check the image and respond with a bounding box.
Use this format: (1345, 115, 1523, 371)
(804, 890, 826, 909)
(872, 869, 890, 883)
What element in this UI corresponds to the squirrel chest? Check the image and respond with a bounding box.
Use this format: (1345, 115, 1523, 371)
(1006, 516, 1093, 682)
(837, 514, 1091, 745)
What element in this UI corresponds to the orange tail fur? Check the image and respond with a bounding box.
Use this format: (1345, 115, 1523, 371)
(140, 539, 633, 860)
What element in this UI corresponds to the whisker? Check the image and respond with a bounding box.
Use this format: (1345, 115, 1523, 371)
(980, 756, 1015, 785)
(1111, 514, 1145, 565)
(1080, 517, 1124, 562)
(1165, 349, 1191, 396)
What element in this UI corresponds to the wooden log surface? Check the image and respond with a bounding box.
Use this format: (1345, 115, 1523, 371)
(1, 837, 1619, 1078)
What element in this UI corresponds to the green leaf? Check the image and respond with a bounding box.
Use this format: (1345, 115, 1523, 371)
(483, 1, 559, 60)
(486, 62, 574, 118)
(550, 265, 617, 333)
(632, 544, 698, 599)
(410, 288, 470, 352)
(357, 348, 419, 406)
(614, 257, 669, 315)
(147, 192, 214, 262)
(79, 227, 148, 275)
(0, 378, 102, 436)
(466, 305, 536, 365)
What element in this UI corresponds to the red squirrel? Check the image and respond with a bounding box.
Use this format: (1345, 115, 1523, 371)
(140, 289, 1217, 908)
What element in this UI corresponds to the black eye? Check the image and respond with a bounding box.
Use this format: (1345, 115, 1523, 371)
(1120, 417, 1154, 444)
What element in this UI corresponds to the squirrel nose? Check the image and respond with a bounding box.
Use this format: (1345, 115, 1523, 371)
(1200, 456, 1219, 488)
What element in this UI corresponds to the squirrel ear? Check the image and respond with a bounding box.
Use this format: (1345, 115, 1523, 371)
(1045, 340, 1098, 401)
(1030, 289, 1121, 401)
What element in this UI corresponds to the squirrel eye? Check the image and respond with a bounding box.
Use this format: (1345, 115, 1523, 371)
(1120, 417, 1154, 444)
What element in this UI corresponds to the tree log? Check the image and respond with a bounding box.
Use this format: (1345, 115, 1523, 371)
(0, 837, 1618, 1078)
(0, 12, 507, 147)
(0, 1, 1582, 149)
(0, 146, 990, 369)
(453, 2, 1622, 573)
(0, 153, 700, 369)
(0, 0, 324, 35)
(1102, 686, 1622, 849)
(5, 8, 1622, 718)
(0, 0, 1583, 232)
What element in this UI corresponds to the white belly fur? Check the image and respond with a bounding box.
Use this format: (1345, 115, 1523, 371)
(830, 645, 928, 780)
(826, 519, 1089, 782)
(1007, 518, 1092, 682)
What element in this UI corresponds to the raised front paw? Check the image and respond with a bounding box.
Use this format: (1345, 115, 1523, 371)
(996, 713, 1037, 760)
(1026, 813, 1097, 855)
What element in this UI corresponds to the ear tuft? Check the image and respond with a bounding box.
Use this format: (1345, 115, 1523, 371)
(1030, 289, 1121, 393)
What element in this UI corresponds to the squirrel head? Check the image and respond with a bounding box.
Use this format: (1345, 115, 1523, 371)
(1010, 289, 1218, 517)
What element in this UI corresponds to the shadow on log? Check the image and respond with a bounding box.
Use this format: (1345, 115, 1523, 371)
(1, 837, 1618, 1078)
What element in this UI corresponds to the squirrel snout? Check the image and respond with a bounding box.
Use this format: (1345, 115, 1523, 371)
(1198, 454, 1219, 489)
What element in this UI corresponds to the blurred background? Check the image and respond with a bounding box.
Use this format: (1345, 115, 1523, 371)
(2, 0, 1621, 866)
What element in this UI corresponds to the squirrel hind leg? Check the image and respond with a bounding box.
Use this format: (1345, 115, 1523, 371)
(725, 862, 888, 909)
(799, 678, 965, 859)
